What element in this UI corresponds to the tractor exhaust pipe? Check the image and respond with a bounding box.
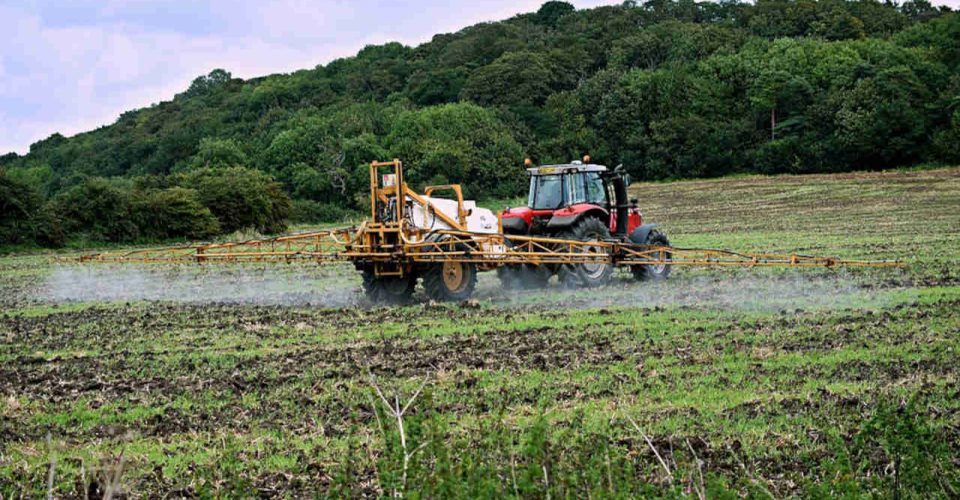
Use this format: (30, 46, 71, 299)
(610, 164, 629, 239)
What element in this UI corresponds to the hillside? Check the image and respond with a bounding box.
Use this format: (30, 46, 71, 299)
(1, 0, 959, 247)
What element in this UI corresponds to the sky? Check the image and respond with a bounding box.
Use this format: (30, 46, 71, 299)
(0, 0, 957, 156)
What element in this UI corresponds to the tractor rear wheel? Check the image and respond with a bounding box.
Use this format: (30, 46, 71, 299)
(558, 217, 614, 288)
(633, 231, 672, 281)
(361, 269, 417, 305)
(424, 260, 477, 301)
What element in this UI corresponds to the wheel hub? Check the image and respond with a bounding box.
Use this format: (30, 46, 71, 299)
(579, 235, 609, 279)
(650, 248, 667, 274)
(442, 261, 466, 291)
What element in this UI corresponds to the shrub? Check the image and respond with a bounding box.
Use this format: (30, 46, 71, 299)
(133, 187, 221, 240)
(52, 177, 140, 243)
(179, 167, 291, 234)
(931, 108, 960, 163)
(29, 203, 65, 247)
(0, 171, 63, 247)
(0, 171, 40, 245)
(754, 137, 808, 175)
(290, 199, 358, 223)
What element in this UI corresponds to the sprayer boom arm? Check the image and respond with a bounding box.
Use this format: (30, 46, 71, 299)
(74, 158, 902, 270)
(74, 227, 902, 269)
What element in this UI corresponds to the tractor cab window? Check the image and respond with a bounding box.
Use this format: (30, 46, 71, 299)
(529, 175, 564, 210)
(585, 172, 606, 205)
(567, 173, 587, 205)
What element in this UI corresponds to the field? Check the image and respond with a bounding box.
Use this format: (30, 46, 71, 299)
(2, 168, 959, 497)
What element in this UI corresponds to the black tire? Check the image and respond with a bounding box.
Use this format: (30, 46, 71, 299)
(496, 238, 551, 289)
(424, 260, 477, 301)
(558, 217, 614, 288)
(361, 268, 417, 305)
(497, 264, 551, 289)
(632, 231, 672, 281)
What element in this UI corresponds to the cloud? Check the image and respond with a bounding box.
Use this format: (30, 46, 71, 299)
(0, 1, 645, 154)
(0, 1, 363, 154)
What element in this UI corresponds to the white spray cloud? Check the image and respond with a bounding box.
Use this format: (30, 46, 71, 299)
(40, 263, 361, 307)
(36, 263, 905, 313)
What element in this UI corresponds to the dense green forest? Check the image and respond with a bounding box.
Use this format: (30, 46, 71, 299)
(1, 0, 958, 247)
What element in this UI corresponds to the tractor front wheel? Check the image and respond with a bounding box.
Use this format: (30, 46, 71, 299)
(424, 260, 477, 301)
(497, 264, 551, 289)
(496, 238, 551, 289)
(633, 231, 672, 281)
(558, 217, 614, 288)
(361, 269, 417, 305)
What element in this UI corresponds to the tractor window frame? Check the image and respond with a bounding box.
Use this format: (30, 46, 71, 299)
(585, 172, 607, 206)
(566, 172, 587, 205)
(528, 174, 565, 210)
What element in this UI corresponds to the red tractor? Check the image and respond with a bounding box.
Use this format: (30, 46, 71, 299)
(499, 157, 671, 288)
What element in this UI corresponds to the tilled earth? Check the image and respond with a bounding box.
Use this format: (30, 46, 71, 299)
(1, 168, 959, 496)
(2, 291, 958, 496)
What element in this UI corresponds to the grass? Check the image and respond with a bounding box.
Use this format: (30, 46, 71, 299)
(1, 168, 959, 497)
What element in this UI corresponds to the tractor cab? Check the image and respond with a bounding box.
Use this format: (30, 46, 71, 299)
(526, 161, 610, 211)
(501, 157, 642, 238)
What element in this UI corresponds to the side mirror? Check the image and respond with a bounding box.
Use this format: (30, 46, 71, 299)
(630, 198, 639, 208)
(623, 174, 632, 187)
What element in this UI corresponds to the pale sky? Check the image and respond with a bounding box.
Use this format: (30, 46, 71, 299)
(1, 0, 957, 155)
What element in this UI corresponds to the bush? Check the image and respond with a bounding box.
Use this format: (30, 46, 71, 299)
(29, 204, 65, 247)
(290, 199, 358, 224)
(12, 169, 292, 245)
(133, 187, 221, 240)
(754, 137, 808, 175)
(179, 167, 291, 234)
(0, 171, 40, 245)
(42, 177, 226, 244)
(931, 109, 960, 163)
(0, 171, 63, 247)
(52, 177, 140, 243)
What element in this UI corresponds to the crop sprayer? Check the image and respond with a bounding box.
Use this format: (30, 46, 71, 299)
(78, 158, 903, 303)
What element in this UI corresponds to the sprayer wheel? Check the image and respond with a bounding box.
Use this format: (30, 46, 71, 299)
(633, 231, 672, 281)
(558, 217, 614, 288)
(361, 269, 417, 305)
(424, 260, 477, 301)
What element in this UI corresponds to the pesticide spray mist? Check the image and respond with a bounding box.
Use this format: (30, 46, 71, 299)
(474, 270, 900, 312)
(38, 263, 902, 312)
(41, 263, 361, 307)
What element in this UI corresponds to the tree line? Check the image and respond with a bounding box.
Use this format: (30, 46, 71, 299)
(2, 0, 957, 247)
